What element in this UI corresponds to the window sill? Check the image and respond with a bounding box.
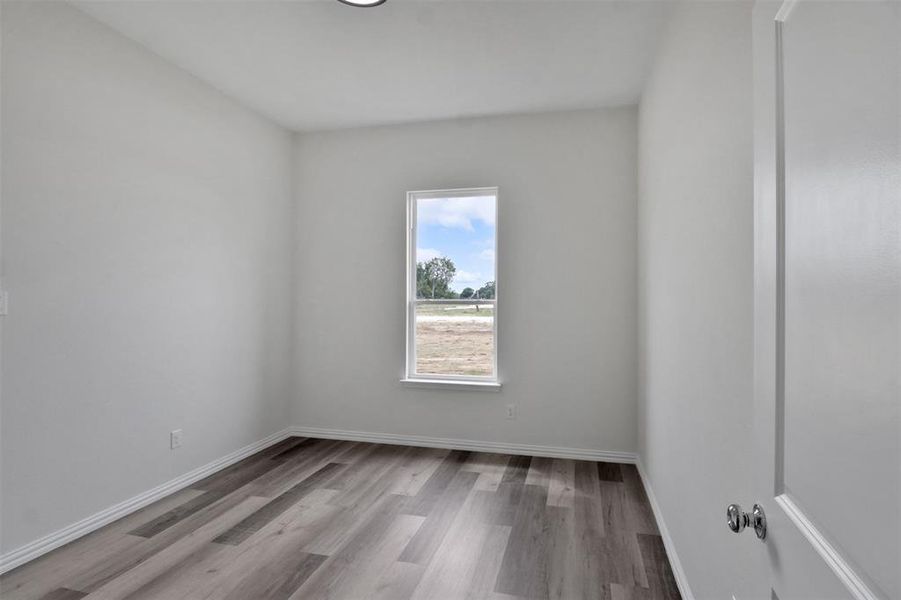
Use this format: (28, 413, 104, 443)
(400, 378, 502, 392)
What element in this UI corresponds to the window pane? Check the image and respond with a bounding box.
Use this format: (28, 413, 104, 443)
(415, 302, 494, 376)
(411, 191, 496, 379)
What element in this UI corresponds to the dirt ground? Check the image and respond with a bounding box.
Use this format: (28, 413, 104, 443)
(415, 317, 494, 376)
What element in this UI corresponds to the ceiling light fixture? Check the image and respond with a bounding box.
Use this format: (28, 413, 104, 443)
(336, 0, 386, 6)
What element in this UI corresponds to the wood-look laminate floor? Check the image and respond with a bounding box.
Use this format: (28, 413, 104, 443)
(0, 438, 680, 600)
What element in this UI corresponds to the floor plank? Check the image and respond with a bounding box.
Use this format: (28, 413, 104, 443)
(501, 455, 532, 486)
(409, 489, 509, 600)
(35, 589, 86, 600)
(637, 534, 681, 600)
(195, 500, 343, 599)
(79, 495, 269, 599)
(547, 458, 576, 509)
(397, 469, 480, 565)
(494, 484, 551, 598)
(391, 447, 452, 497)
(404, 450, 471, 517)
(622, 465, 660, 536)
(220, 552, 326, 600)
(127, 490, 225, 539)
(1, 438, 681, 600)
(525, 456, 554, 489)
(213, 462, 343, 545)
(289, 497, 424, 599)
(597, 462, 624, 483)
(0, 489, 204, 600)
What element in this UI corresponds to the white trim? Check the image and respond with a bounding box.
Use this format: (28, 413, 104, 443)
(405, 187, 499, 383)
(291, 426, 636, 463)
(775, 494, 880, 600)
(774, 0, 798, 23)
(773, 0, 788, 496)
(0, 428, 294, 575)
(754, 6, 885, 600)
(400, 378, 502, 391)
(401, 366, 498, 385)
(406, 186, 499, 200)
(636, 459, 696, 600)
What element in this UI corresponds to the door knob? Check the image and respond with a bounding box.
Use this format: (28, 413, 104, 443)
(726, 503, 767, 540)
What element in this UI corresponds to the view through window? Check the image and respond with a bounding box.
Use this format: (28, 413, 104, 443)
(407, 188, 497, 381)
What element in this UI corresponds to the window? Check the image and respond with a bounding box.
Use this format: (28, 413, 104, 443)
(405, 188, 499, 387)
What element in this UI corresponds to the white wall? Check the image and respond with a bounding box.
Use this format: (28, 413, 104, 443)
(0, 1, 294, 553)
(637, 2, 755, 599)
(292, 108, 638, 453)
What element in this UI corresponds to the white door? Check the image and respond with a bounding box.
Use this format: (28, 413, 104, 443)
(752, 1, 900, 600)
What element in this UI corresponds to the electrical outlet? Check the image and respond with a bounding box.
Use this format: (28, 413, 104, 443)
(170, 429, 183, 449)
(0, 291, 8, 316)
(505, 404, 516, 420)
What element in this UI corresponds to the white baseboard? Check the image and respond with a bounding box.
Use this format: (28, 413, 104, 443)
(0, 428, 293, 575)
(636, 459, 695, 600)
(290, 425, 638, 464)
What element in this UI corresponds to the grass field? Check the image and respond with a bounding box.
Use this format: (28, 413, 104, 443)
(415, 304, 495, 317)
(415, 303, 494, 376)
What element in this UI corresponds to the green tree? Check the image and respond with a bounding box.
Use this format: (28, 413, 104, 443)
(476, 281, 496, 300)
(460, 287, 475, 299)
(417, 257, 457, 299)
(416, 263, 430, 298)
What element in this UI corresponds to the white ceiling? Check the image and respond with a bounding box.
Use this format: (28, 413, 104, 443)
(73, 0, 670, 132)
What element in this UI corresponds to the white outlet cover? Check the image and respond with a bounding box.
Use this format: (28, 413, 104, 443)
(170, 429, 183, 449)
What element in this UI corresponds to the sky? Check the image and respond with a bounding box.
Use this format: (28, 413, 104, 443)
(416, 195, 496, 293)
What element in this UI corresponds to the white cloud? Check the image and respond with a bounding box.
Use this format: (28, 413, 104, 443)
(416, 247, 443, 262)
(454, 270, 482, 285)
(418, 196, 495, 231)
(477, 249, 495, 262)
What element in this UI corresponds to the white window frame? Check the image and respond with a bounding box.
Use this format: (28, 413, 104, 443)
(403, 187, 500, 389)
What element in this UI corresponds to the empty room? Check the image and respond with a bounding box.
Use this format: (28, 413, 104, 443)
(0, 1, 898, 599)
